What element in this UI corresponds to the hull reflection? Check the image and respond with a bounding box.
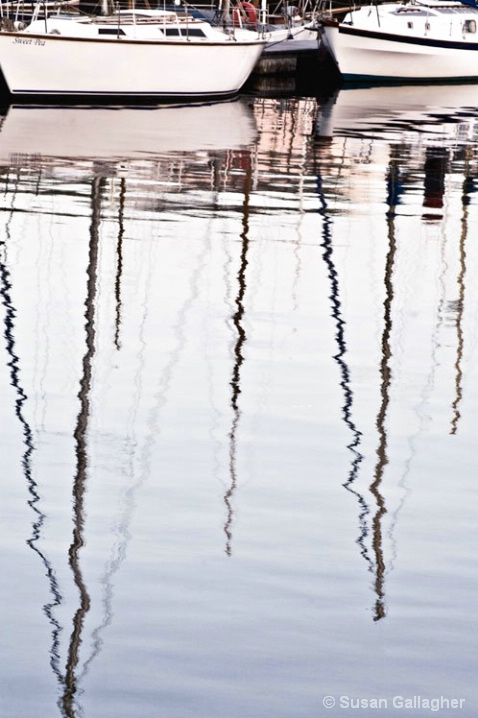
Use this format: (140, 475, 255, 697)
(0, 99, 258, 171)
(0, 100, 260, 717)
(316, 83, 478, 142)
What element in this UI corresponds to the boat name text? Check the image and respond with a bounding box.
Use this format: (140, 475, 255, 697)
(13, 37, 45, 46)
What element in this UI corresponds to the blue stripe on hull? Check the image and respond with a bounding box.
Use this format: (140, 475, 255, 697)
(342, 74, 478, 84)
(7, 89, 240, 104)
(12, 89, 238, 96)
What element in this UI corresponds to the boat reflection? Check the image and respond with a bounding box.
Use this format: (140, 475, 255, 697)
(0, 98, 258, 172)
(314, 83, 478, 619)
(315, 82, 478, 142)
(3, 85, 476, 716)
(0, 99, 259, 717)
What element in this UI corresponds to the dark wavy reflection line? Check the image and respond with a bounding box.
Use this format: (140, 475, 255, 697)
(369, 158, 400, 623)
(61, 177, 104, 718)
(78, 503, 131, 688)
(200, 188, 225, 542)
(291, 115, 308, 315)
(388, 229, 448, 573)
(0, 204, 64, 686)
(78, 441, 138, 675)
(114, 178, 126, 352)
(225, 152, 252, 557)
(76, 176, 140, 688)
(315, 161, 372, 572)
(80, 173, 216, 682)
(77, 226, 155, 688)
(450, 170, 469, 435)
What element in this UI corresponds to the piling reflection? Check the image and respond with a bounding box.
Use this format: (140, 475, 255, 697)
(422, 147, 449, 220)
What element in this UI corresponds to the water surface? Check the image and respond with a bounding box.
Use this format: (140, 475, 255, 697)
(1, 87, 477, 718)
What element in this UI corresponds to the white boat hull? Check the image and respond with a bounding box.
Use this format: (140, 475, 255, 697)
(0, 32, 265, 98)
(321, 5, 478, 82)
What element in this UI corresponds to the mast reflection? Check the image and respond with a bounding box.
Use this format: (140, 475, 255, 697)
(114, 177, 126, 351)
(0, 177, 64, 688)
(61, 176, 104, 718)
(368, 150, 402, 622)
(450, 156, 470, 435)
(225, 151, 253, 557)
(314, 144, 374, 578)
(313, 135, 404, 620)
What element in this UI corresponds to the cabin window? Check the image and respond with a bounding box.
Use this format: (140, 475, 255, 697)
(163, 28, 206, 37)
(407, 21, 413, 28)
(464, 19, 477, 33)
(99, 28, 126, 35)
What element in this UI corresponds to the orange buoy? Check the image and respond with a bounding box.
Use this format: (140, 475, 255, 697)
(232, 1, 258, 28)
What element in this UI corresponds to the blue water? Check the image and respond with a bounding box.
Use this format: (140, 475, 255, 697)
(1, 85, 477, 718)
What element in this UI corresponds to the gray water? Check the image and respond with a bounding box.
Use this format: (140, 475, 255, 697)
(1, 86, 477, 718)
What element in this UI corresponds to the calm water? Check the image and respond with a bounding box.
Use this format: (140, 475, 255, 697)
(1, 83, 477, 718)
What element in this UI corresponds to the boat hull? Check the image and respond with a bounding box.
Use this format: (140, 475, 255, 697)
(0, 32, 265, 99)
(321, 22, 478, 82)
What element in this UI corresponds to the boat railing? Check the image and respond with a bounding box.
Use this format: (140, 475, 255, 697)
(0, 0, 311, 37)
(316, 0, 388, 20)
(0, 0, 80, 29)
(209, 0, 321, 31)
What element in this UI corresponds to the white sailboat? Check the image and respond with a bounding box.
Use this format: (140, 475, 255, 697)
(319, 0, 478, 82)
(0, 5, 266, 99)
